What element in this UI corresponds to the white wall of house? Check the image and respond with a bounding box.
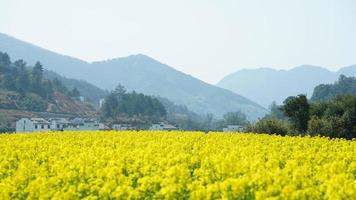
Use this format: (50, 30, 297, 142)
(16, 118, 50, 133)
(112, 124, 132, 130)
(67, 122, 99, 131)
(16, 118, 33, 132)
(16, 118, 100, 133)
(150, 124, 163, 130)
(50, 122, 69, 131)
(99, 99, 105, 108)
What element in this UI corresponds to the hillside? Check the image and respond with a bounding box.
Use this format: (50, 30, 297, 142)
(217, 65, 356, 107)
(0, 33, 267, 119)
(311, 75, 356, 101)
(44, 70, 108, 107)
(0, 52, 96, 131)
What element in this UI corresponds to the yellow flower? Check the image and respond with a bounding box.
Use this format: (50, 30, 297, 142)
(0, 131, 354, 199)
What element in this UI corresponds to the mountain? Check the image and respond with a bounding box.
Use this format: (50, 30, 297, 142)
(89, 55, 267, 119)
(338, 65, 356, 77)
(217, 65, 356, 107)
(0, 33, 267, 119)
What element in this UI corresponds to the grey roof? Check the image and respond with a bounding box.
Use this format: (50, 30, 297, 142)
(49, 118, 72, 124)
(30, 118, 50, 124)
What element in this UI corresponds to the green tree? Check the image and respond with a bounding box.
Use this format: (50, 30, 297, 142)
(264, 101, 285, 120)
(31, 61, 44, 95)
(223, 111, 248, 126)
(246, 118, 289, 136)
(114, 84, 126, 96)
(14, 60, 30, 93)
(69, 88, 80, 98)
(52, 78, 68, 93)
(100, 85, 166, 123)
(3, 73, 15, 90)
(0, 52, 11, 71)
(282, 94, 310, 133)
(101, 92, 119, 118)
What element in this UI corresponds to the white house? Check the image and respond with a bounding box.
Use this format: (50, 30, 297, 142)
(222, 125, 244, 132)
(16, 117, 103, 133)
(16, 118, 51, 133)
(49, 118, 72, 131)
(99, 123, 110, 130)
(150, 122, 177, 131)
(99, 98, 105, 108)
(79, 96, 85, 102)
(112, 124, 133, 130)
(70, 118, 99, 130)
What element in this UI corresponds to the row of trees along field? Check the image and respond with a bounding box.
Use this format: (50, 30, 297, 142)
(100, 84, 249, 130)
(100, 85, 167, 126)
(248, 75, 356, 139)
(0, 52, 82, 112)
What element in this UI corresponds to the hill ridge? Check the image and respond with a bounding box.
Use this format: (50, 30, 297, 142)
(0, 32, 267, 119)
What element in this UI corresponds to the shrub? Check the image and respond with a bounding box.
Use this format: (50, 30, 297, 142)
(246, 118, 289, 136)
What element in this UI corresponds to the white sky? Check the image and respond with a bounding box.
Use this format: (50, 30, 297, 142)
(1, 0, 355, 83)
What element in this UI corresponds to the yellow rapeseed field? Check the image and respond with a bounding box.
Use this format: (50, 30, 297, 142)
(0, 131, 355, 199)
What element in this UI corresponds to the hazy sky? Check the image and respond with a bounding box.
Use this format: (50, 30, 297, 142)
(1, 0, 355, 83)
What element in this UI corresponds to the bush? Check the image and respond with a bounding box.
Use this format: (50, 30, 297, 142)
(307, 116, 333, 137)
(307, 115, 353, 139)
(246, 118, 289, 136)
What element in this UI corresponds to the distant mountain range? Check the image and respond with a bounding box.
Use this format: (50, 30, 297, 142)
(0, 33, 267, 119)
(217, 65, 356, 107)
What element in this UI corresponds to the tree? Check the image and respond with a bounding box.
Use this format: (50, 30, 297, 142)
(100, 85, 167, 123)
(14, 60, 30, 93)
(42, 80, 54, 100)
(114, 84, 126, 96)
(282, 94, 310, 133)
(3, 72, 15, 90)
(246, 118, 289, 136)
(264, 101, 285, 120)
(204, 113, 214, 131)
(31, 61, 44, 95)
(69, 88, 80, 98)
(101, 92, 119, 118)
(0, 52, 11, 70)
(223, 111, 248, 126)
(52, 78, 68, 93)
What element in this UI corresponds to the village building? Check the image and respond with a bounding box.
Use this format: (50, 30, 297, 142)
(222, 125, 244, 132)
(49, 118, 73, 131)
(79, 96, 85, 102)
(70, 118, 99, 130)
(15, 117, 100, 133)
(99, 98, 105, 108)
(112, 124, 133, 130)
(16, 118, 51, 133)
(149, 122, 177, 131)
(99, 123, 111, 130)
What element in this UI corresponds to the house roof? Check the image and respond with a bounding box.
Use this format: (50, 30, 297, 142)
(71, 118, 84, 124)
(49, 118, 72, 124)
(30, 118, 50, 124)
(152, 123, 177, 129)
(162, 124, 177, 129)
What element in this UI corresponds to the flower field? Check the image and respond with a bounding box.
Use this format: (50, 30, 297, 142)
(0, 131, 355, 199)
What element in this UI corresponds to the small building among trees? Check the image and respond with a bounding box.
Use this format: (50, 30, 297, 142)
(223, 125, 244, 132)
(150, 122, 177, 131)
